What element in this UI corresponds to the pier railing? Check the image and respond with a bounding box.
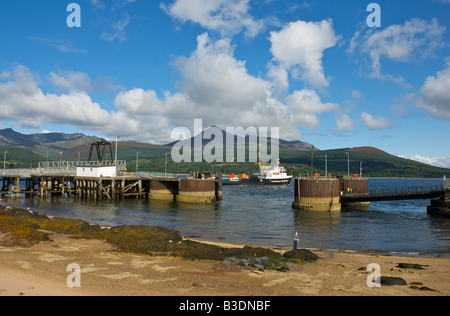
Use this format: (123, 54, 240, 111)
(38, 161, 127, 174)
(367, 184, 445, 197)
(343, 184, 446, 202)
(0, 161, 127, 176)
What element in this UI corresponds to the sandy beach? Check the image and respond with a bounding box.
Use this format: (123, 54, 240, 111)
(1, 229, 449, 296)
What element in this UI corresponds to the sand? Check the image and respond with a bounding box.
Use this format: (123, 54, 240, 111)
(0, 230, 448, 296)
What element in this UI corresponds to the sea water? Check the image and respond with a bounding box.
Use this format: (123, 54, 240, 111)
(6, 178, 450, 257)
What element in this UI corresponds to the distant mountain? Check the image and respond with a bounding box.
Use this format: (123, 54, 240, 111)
(165, 126, 314, 151)
(0, 128, 103, 159)
(0, 128, 449, 178)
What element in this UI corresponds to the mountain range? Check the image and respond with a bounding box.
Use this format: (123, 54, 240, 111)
(0, 128, 448, 178)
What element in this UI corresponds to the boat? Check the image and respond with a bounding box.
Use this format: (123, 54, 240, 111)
(223, 157, 293, 186)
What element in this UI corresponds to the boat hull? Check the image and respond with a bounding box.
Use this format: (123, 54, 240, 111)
(223, 176, 292, 186)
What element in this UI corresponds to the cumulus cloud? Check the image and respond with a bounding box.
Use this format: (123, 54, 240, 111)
(269, 19, 340, 88)
(361, 112, 392, 130)
(349, 18, 446, 85)
(335, 113, 356, 131)
(285, 89, 338, 129)
(416, 64, 450, 120)
(162, 0, 264, 38)
(110, 33, 341, 141)
(0, 34, 344, 143)
(0, 65, 170, 143)
(398, 154, 450, 169)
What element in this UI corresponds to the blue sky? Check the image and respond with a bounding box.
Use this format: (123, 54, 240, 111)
(0, 0, 449, 167)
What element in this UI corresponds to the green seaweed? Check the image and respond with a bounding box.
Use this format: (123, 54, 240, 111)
(0, 205, 317, 270)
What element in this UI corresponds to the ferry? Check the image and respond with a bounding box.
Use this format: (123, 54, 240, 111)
(223, 158, 293, 186)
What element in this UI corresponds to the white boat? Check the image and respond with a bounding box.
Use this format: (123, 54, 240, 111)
(224, 158, 293, 186)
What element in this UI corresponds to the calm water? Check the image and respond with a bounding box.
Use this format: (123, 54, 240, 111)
(5, 178, 450, 257)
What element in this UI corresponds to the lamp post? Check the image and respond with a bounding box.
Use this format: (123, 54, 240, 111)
(136, 152, 141, 173)
(325, 155, 328, 178)
(165, 152, 168, 177)
(3, 150, 7, 170)
(346, 152, 350, 180)
(360, 162, 363, 178)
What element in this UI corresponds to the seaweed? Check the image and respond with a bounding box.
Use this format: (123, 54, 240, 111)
(0, 205, 317, 270)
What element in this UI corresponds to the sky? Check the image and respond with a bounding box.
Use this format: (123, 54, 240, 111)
(0, 0, 449, 168)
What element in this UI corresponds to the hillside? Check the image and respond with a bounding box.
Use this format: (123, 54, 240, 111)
(0, 128, 103, 161)
(280, 147, 449, 179)
(0, 128, 448, 178)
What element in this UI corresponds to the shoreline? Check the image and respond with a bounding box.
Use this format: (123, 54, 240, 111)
(1, 232, 449, 296)
(1, 202, 449, 296)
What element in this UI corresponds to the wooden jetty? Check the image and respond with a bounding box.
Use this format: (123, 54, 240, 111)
(0, 162, 222, 204)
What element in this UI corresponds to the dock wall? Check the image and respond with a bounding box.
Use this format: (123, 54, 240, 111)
(292, 178, 342, 212)
(427, 190, 450, 218)
(293, 177, 369, 212)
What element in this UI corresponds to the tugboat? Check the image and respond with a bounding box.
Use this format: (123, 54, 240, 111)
(224, 157, 293, 186)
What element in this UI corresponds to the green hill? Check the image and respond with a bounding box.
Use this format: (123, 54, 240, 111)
(0, 128, 448, 178)
(280, 147, 449, 179)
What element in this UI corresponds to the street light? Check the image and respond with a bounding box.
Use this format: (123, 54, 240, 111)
(345, 152, 350, 180)
(325, 155, 328, 178)
(360, 162, 363, 178)
(136, 152, 141, 173)
(3, 150, 7, 170)
(165, 152, 169, 177)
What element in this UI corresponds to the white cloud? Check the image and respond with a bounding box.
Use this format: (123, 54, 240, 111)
(101, 14, 130, 42)
(0, 65, 169, 143)
(269, 19, 340, 88)
(335, 113, 356, 131)
(49, 71, 124, 93)
(30, 37, 86, 54)
(416, 64, 450, 120)
(398, 154, 450, 169)
(361, 112, 392, 130)
(49, 71, 93, 92)
(349, 18, 446, 84)
(0, 34, 344, 143)
(162, 0, 264, 38)
(351, 89, 362, 99)
(113, 33, 341, 140)
(285, 89, 338, 129)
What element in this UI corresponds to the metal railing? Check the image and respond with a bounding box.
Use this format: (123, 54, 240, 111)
(367, 184, 444, 198)
(0, 161, 127, 176)
(121, 171, 178, 178)
(38, 160, 127, 171)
